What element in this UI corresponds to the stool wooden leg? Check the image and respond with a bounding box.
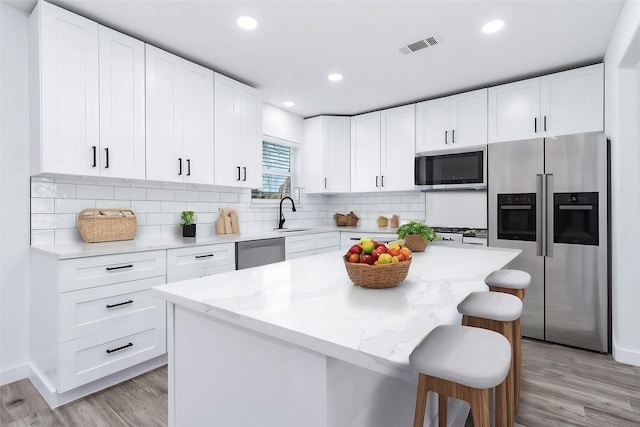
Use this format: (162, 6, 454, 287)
(413, 374, 429, 427)
(438, 394, 448, 427)
(514, 319, 522, 413)
(494, 377, 509, 427)
(469, 388, 490, 427)
(500, 322, 515, 427)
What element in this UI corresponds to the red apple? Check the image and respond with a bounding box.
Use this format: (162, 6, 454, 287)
(374, 241, 386, 248)
(360, 255, 375, 265)
(348, 244, 363, 255)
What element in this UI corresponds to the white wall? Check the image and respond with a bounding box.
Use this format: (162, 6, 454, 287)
(604, 0, 640, 367)
(263, 103, 304, 143)
(0, 3, 31, 385)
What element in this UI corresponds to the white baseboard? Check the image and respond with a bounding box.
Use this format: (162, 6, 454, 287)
(0, 363, 29, 386)
(28, 355, 167, 408)
(613, 343, 640, 367)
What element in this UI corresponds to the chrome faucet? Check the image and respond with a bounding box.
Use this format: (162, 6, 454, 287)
(278, 196, 296, 229)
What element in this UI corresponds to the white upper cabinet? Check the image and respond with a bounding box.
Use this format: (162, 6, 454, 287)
(380, 104, 416, 191)
(30, 1, 99, 176)
(30, 3, 146, 179)
(488, 64, 603, 143)
(351, 105, 415, 193)
(146, 45, 214, 184)
(214, 73, 262, 188)
(350, 111, 382, 192)
(540, 64, 604, 137)
(416, 88, 487, 152)
(98, 26, 145, 180)
(303, 116, 350, 194)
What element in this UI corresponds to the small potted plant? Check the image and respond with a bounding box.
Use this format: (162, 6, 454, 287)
(181, 210, 196, 238)
(396, 220, 437, 252)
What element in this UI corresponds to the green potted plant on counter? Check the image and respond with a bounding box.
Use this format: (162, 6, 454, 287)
(396, 220, 437, 252)
(181, 210, 196, 238)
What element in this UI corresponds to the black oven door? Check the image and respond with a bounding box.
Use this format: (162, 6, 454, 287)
(553, 192, 599, 245)
(497, 193, 536, 241)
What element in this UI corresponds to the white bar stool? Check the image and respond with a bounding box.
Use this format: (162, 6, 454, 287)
(458, 291, 523, 426)
(484, 269, 531, 411)
(409, 325, 511, 427)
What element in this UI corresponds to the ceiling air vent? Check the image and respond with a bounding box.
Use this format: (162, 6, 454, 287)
(399, 34, 442, 55)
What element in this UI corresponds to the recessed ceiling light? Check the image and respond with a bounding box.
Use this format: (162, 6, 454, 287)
(482, 19, 504, 34)
(328, 73, 343, 82)
(282, 101, 296, 108)
(237, 16, 258, 30)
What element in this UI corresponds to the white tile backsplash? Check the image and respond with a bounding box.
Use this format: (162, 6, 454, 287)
(30, 176, 428, 245)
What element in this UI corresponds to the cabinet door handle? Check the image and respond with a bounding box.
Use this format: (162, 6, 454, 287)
(242, 167, 247, 181)
(452, 129, 455, 144)
(106, 342, 133, 354)
(178, 158, 182, 175)
(106, 299, 133, 309)
(195, 254, 214, 259)
(544, 116, 547, 132)
(237, 166, 241, 181)
(375, 176, 379, 187)
(534, 117, 537, 133)
(104, 148, 109, 168)
(324, 177, 327, 188)
(381, 175, 384, 187)
(92, 146, 97, 167)
(445, 130, 448, 144)
(187, 159, 191, 176)
(106, 264, 133, 271)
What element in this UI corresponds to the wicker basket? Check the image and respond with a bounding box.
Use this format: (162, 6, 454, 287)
(78, 208, 137, 243)
(404, 234, 429, 252)
(343, 258, 411, 288)
(334, 211, 359, 226)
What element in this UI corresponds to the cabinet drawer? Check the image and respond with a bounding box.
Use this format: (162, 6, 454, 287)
(58, 319, 166, 392)
(59, 250, 166, 292)
(285, 235, 315, 254)
(59, 276, 166, 342)
(167, 243, 235, 276)
(314, 232, 340, 249)
(167, 263, 236, 284)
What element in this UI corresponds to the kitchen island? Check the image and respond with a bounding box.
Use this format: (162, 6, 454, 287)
(152, 244, 520, 427)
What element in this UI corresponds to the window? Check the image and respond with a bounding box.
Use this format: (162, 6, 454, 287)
(251, 138, 299, 201)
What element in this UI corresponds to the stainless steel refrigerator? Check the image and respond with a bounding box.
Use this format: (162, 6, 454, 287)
(488, 132, 609, 352)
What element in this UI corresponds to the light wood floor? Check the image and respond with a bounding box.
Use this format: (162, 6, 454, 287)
(2, 339, 639, 426)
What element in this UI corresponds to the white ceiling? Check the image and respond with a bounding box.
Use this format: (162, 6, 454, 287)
(6, 0, 625, 118)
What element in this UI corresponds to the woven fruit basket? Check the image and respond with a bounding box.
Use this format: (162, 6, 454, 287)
(343, 258, 411, 289)
(78, 208, 137, 243)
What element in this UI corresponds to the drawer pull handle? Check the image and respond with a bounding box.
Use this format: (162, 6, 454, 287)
(106, 264, 133, 271)
(106, 299, 134, 309)
(195, 254, 214, 259)
(106, 342, 133, 354)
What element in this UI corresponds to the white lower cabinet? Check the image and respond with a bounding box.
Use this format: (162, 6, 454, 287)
(285, 232, 340, 260)
(31, 250, 167, 395)
(167, 243, 236, 283)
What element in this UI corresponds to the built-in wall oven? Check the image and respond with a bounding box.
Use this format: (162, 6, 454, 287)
(497, 193, 536, 242)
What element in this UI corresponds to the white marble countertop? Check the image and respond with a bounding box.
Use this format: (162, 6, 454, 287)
(152, 244, 520, 381)
(29, 224, 404, 259)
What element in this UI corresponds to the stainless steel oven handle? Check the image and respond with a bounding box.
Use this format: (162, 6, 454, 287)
(500, 206, 532, 210)
(545, 174, 554, 258)
(558, 205, 593, 210)
(537, 174, 543, 257)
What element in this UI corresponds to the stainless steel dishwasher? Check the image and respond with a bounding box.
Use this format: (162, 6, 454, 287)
(236, 237, 285, 270)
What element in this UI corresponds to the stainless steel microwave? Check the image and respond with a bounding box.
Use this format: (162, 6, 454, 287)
(414, 146, 487, 190)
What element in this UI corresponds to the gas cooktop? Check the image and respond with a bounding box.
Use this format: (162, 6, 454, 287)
(432, 227, 487, 238)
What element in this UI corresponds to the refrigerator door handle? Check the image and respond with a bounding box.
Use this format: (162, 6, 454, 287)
(536, 174, 544, 256)
(545, 173, 554, 258)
